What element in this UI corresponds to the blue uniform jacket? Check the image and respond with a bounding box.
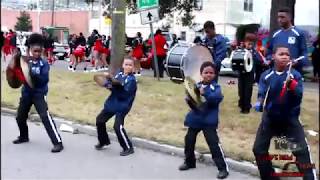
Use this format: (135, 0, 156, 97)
(22, 58, 49, 97)
(202, 34, 227, 71)
(266, 26, 308, 72)
(184, 81, 223, 128)
(103, 71, 137, 115)
(258, 68, 303, 120)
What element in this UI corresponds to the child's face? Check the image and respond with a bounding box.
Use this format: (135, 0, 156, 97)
(201, 66, 215, 83)
(244, 41, 254, 49)
(122, 59, 134, 74)
(273, 47, 290, 70)
(30, 45, 42, 59)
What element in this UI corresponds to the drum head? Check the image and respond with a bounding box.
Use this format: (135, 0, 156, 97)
(244, 50, 253, 72)
(165, 44, 190, 83)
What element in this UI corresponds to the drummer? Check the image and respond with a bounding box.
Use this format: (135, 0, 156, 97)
(94, 58, 137, 156)
(179, 61, 229, 179)
(10, 33, 64, 153)
(237, 33, 262, 114)
(202, 21, 228, 82)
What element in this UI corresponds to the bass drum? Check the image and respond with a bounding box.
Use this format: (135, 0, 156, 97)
(230, 49, 253, 72)
(165, 44, 190, 83)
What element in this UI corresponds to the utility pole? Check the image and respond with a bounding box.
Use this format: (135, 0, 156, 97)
(37, 0, 40, 32)
(51, 0, 55, 26)
(110, 0, 126, 75)
(99, 0, 102, 33)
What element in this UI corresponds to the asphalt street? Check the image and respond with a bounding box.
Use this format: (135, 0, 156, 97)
(1, 113, 259, 180)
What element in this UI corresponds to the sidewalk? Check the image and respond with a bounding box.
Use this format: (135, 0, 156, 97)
(1, 107, 260, 178)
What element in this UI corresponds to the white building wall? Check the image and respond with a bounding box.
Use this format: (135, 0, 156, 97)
(90, 0, 318, 42)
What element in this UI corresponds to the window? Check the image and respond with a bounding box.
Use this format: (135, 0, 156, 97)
(194, 0, 203, 10)
(244, 0, 253, 12)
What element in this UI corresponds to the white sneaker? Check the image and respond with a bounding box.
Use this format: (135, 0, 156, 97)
(91, 68, 98, 72)
(68, 66, 73, 71)
(72, 68, 76, 72)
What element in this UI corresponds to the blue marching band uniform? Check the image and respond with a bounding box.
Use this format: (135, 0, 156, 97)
(267, 26, 309, 74)
(253, 68, 317, 180)
(95, 70, 137, 155)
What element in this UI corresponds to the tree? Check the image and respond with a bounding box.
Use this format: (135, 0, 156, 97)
(14, 11, 33, 32)
(269, 0, 296, 35)
(110, 0, 126, 75)
(86, 0, 196, 27)
(85, 0, 197, 71)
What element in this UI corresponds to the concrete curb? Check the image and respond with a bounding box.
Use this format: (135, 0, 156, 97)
(1, 107, 259, 177)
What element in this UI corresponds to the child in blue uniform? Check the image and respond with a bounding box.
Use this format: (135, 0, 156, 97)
(95, 58, 137, 156)
(12, 33, 63, 153)
(253, 45, 316, 180)
(179, 61, 229, 179)
(237, 34, 262, 114)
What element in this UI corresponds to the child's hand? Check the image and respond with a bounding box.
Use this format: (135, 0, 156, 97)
(103, 72, 112, 79)
(285, 78, 298, 91)
(254, 101, 263, 112)
(199, 87, 205, 95)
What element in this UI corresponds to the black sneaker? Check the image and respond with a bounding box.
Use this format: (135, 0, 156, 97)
(120, 148, 134, 156)
(94, 142, 110, 150)
(240, 109, 250, 114)
(178, 162, 196, 171)
(51, 143, 64, 153)
(12, 137, 29, 144)
(217, 170, 229, 179)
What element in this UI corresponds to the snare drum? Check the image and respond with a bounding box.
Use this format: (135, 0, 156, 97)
(230, 49, 253, 72)
(165, 44, 189, 83)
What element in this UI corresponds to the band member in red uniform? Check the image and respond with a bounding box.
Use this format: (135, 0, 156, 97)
(148, 29, 167, 78)
(132, 32, 144, 75)
(71, 42, 87, 72)
(92, 35, 108, 72)
(2, 32, 12, 62)
(42, 30, 55, 65)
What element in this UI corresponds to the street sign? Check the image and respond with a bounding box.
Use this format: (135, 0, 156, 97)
(137, 0, 159, 10)
(140, 8, 159, 25)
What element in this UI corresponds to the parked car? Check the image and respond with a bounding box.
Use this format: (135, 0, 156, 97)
(219, 41, 238, 76)
(53, 42, 69, 60)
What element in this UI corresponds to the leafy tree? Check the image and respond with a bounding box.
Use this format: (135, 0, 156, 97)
(86, 0, 196, 27)
(14, 11, 33, 32)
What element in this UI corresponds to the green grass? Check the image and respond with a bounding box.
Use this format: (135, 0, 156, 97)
(1, 69, 319, 173)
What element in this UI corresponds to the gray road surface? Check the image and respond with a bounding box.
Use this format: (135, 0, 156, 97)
(1, 113, 259, 180)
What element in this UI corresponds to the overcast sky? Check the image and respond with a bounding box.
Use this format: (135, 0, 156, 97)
(295, 0, 319, 26)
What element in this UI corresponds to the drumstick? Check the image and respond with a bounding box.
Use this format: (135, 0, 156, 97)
(263, 86, 270, 110)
